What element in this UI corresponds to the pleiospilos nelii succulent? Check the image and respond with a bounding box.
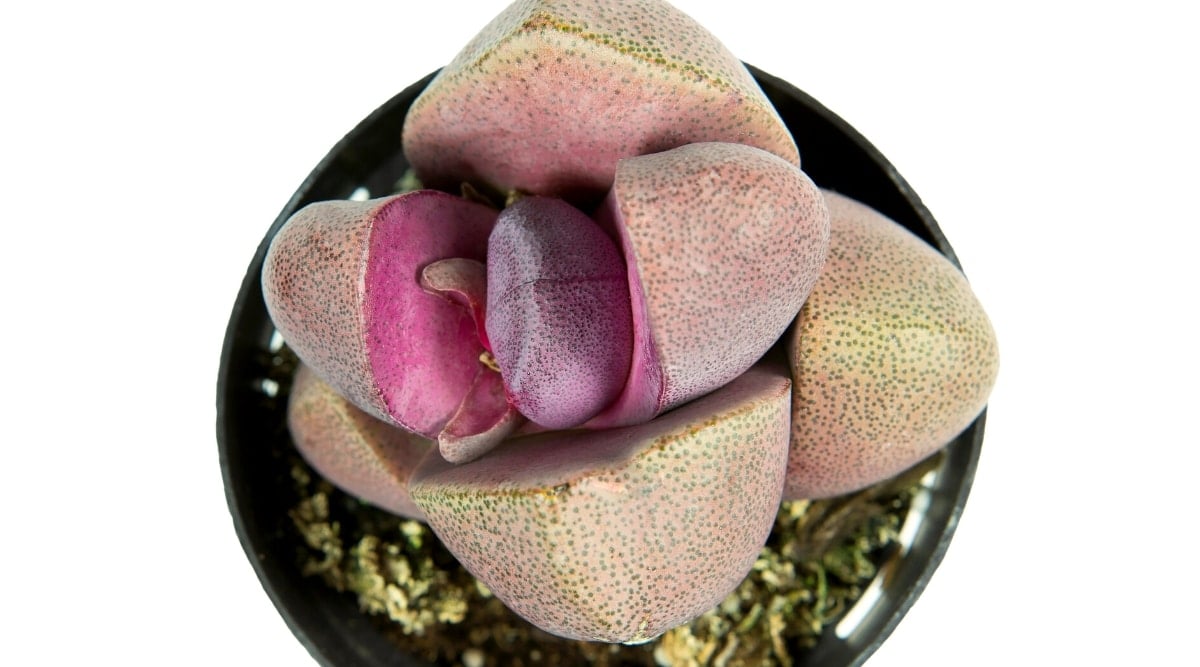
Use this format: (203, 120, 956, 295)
(260, 0, 999, 647)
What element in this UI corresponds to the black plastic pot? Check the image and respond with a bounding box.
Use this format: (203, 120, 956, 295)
(217, 66, 985, 667)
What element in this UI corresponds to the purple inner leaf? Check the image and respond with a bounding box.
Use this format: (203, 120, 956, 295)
(485, 197, 633, 429)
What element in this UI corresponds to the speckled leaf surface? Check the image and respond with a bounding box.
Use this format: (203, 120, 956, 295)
(784, 191, 999, 499)
(486, 196, 633, 429)
(288, 364, 433, 521)
(401, 0, 799, 203)
(409, 363, 792, 643)
(589, 142, 829, 428)
(262, 191, 498, 437)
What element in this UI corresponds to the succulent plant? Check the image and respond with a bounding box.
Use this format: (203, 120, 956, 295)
(261, 0, 998, 646)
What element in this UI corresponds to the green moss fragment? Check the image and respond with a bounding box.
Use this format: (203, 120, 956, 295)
(394, 168, 424, 194)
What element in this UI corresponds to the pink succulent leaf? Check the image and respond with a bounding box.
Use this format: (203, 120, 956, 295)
(401, 0, 798, 204)
(783, 191, 999, 499)
(587, 142, 830, 429)
(420, 257, 493, 352)
(438, 366, 523, 464)
(262, 191, 498, 438)
(287, 364, 432, 522)
(409, 363, 793, 643)
(486, 196, 633, 429)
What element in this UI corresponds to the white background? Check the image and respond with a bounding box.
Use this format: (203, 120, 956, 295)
(3, 1, 1196, 665)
